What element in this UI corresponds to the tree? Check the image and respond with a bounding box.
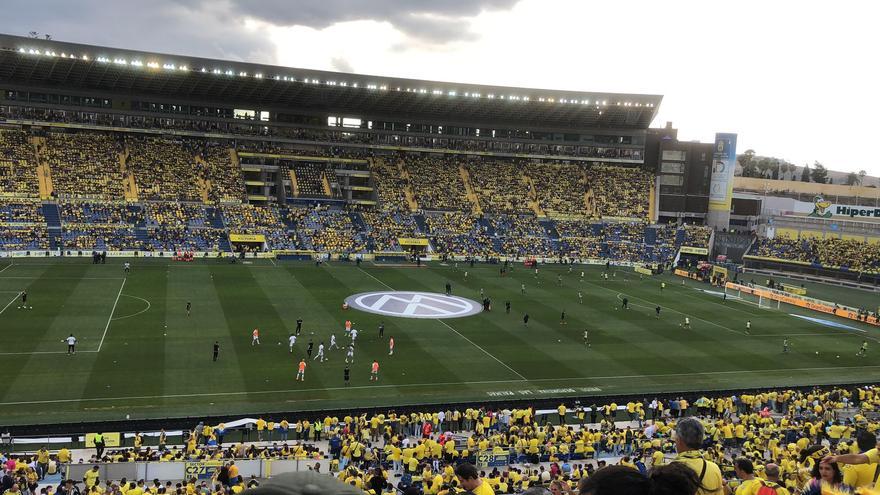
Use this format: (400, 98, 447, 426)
(801, 164, 811, 182)
(846, 171, 860, 186)
(738, 149, 757, 177)
(859, 170, 867, 184)
(810, 161, 828, 184)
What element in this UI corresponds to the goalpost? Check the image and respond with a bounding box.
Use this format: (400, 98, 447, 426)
(724, 284, 780, 310)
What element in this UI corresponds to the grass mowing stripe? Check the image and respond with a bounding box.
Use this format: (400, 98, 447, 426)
(96, 278, 126, 352)
(4, 363, 880, 407)
(359, 266, 528, 381)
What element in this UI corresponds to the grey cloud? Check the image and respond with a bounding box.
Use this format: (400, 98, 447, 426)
(330, 57, 354, 73)
(0, 0, 274, 63)
(211, 0, 519, 43)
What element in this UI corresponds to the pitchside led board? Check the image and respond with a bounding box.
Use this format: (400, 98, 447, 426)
(709, 133, 738, 211)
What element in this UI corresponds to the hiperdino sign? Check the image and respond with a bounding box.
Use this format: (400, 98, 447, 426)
(793, 196, 880, 220)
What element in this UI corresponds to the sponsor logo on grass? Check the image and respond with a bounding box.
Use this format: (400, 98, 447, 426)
(345, 291, 482, 319)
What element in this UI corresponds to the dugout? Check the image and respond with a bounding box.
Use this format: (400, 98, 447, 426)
(398, 237, 429, 258)
(229, 233, 267, 252)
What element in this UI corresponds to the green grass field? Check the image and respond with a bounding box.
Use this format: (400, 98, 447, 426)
(1, 257, 879, 426)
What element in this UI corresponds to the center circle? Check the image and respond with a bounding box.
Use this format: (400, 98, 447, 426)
(344, 291, 484, 319)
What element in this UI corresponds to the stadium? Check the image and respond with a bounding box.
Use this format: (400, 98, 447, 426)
(1, 29, 880, 495)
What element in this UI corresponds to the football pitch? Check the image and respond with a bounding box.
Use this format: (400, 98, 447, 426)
(1, 257, 879, 426)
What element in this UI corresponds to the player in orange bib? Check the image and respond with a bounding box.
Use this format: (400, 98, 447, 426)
(345, 320, 352, 332)
(252, 328, 260, 346)
(389, 336, 394, 356)
(370, 360, 379, 381)
(296, 359, 306, 381)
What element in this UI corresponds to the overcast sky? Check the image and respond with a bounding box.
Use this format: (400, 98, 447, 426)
(3, 0, 879, 176)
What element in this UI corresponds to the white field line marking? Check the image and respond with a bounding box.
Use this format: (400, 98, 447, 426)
(0, 262, 13, 274)
(0, 293, 20, 315)
(0, 350, 99, 356)
(0, 276, 125, 280)
(356, 266, 527, 381)
(3, 364, 880, 406)
(97, 278, 126, 352)
(615, 292, 745, 336)
(111, 294, 151, 321)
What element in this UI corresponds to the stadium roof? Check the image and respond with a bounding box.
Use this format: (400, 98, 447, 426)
(0, 34, 662, 131)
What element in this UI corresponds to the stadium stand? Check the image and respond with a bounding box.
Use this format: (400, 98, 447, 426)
(529, 163, 587, 216)
(42, 131, 125, 200)
(126, 136, 201, 202)
(751, 236, 880, 274)
(3, 385, 879, 495)
(200, 143, 246, 203)
(0, 129, 38, 197)
(467, 160, 534, 215)
(406, 156, 470, 212)
(585, 166, 652, 219)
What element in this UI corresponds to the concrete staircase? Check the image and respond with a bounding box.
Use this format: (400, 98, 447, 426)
(41, 202, 62, 250)
(194, 155, 211, 202)
(539, 219, 560, 239)
(458, 163, 482, 214)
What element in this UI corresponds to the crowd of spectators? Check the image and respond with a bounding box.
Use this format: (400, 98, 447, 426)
(372, 159, 411, 212)
(529, 163, 587, 216)
(42, 131, 125, 200)
(126, 137, 201, 202)
(361, 210, 421, 252)
(467, 161, 533, 215)
(200, 144, 246, 203)
(682, 225, 712, 248)
(60, 226, 145, 251)
(292, 206, 368, 253)
(0, 129, 38, 197)
(6, 385, 880, 495)
(406, 157, 469, 211)
(584, 166, 652, 219)
(752, 236, 880, 274)
(60, 202, 140, 226)
(425, 212, 493, 256)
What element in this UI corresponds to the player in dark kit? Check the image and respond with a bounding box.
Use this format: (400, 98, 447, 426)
(505, 301, 511, 314)
(655, 306, 661, 318)
(343, 366, 350, 386)
(378, 322, 385, 338)
(19, 289, 29, 309)
(621, 298, 629, 310)
(212, 341, 220, 362)
(523, 313, 530, 326)
(445, 282, 452, 296)
(186, 301, 191, 316)
(307, 339, 314, 358)
(295, 318, 303, 336)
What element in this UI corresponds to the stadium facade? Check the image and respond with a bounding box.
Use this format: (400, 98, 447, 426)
(0, 34, 714, 222)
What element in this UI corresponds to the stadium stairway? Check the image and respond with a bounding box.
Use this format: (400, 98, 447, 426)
(206, 207, 226, 229)
(675, 227, 686, 245)
(644, 226, 658, 245)
(41, 202, 62, 250)
(539, 219, 560, 239)
(478, 217, 497, 237)
(349, 211, 368, 231)
(413, 214, 428, 234)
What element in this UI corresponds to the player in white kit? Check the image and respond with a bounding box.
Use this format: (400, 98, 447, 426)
(288, 333, 297, 353)
(345, 345, 355, 364)
(329, 333, 338, 350)
(314, 342, 325, 362)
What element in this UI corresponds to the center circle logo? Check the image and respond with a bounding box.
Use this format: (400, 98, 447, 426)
(345, 291, 483, 319)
